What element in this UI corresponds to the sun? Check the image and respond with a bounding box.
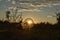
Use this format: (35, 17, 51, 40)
(27, 20, 33, 25)
(22, 18, 34, 29)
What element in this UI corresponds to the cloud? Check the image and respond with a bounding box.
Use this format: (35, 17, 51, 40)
(47, 15, 53, 18)
(0, 0, 2, 1)
(30, 3, 52, 8)
(9, 0, 60, 3)
(8, 0, 60, 7)
(8, 0, 11, 2)
(7, 0, 60, 12)
(19, 1, 60, 8)
(8, 6, 41, 12)
(52, 3, 60, 6)
(12, 1, 16, 4)
(18, 9, 41, 12)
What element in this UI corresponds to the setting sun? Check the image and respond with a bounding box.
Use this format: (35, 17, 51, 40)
(22, 18, 34, 29)
(24, 18, 34, 25)
(27, 20, 33, 25)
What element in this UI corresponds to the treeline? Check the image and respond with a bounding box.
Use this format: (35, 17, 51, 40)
(0, 20, 22, 31)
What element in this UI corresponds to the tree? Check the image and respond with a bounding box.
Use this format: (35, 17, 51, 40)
(56, 13, 60, 24)
(6, 11, 10, 21)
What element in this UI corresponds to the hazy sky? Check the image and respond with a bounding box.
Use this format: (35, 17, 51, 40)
(0, 0, 60, 24)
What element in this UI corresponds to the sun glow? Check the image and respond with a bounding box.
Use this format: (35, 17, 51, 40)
(22, 18, 34, 29)
(27, 20, 33, 25)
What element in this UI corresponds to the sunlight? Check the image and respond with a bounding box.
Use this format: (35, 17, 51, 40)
(22, 18, 34, 29)
(27, 20, 33, 25)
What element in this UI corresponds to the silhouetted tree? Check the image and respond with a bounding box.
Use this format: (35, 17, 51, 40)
(56, 13, 60, 24)
(6, 11, 10, 21)
(54, 13, 60, 30)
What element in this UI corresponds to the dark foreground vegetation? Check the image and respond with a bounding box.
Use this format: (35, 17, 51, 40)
(0, 13, 60, 40)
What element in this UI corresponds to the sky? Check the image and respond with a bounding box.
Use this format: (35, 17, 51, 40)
(0, 0, 60, 24)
